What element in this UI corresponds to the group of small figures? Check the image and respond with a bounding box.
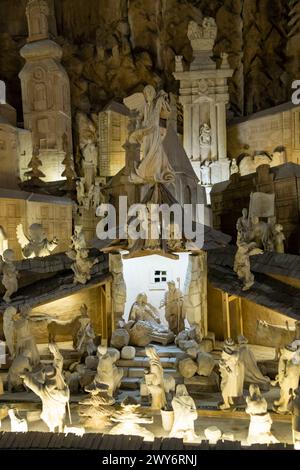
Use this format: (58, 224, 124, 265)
(219, 337, 300, 445)
(76, 177, 105, 212)
(0, 223, 98, 304)
(234, 208, 285, 291)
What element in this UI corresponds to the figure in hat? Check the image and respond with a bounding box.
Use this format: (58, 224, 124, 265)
(273, 343, 300, 414)
(219, 339, 245, 410)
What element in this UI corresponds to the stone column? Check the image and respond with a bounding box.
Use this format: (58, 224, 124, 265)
(216, 102, 227, 160)
(209, 101, 218, 160)
(183, 103, 192, 159)
(183, 252, 208, 341)
(192, 103, 200, 160)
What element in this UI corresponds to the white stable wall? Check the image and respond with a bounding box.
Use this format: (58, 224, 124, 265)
(122, 253, 189, 325)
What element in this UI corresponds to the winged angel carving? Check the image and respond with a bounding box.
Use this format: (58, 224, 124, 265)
(16, 223, 58, 259)
(123, 85, 175, 185)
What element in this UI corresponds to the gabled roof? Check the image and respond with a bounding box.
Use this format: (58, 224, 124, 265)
(101, 100, 130, 116)
(163, 126, 199, 181)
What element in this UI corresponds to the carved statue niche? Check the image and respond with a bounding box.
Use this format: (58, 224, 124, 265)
(17, 223, 58, 258)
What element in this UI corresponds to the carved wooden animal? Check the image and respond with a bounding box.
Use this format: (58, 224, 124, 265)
(256, 320, 300, 359)
(47, 316, 82, 346)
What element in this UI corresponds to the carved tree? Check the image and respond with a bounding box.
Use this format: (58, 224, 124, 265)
(61, 133, 76, 189)
(24, 146, 45, 183)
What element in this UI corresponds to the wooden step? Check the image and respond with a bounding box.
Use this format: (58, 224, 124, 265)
(116, 356, 177, 369)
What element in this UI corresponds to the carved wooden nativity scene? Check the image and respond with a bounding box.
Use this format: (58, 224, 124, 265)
(0, 0, 300, 452)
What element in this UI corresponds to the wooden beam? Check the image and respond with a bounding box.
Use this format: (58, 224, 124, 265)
(105, 280, 112, 342)
(221, 292, 231, 339)
(238, 296, 244, 336)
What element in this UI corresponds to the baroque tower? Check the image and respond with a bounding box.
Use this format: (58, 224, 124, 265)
(19, 0, 73, 182)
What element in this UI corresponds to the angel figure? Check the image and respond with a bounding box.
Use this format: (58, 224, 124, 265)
(17, 223, 58, 258)
(70, 225, 87, 251)
(67, 247, 99, 285)
(233, 242, 263, 291)
(0, 249, 19, 303)
(123, 85, 175, 185)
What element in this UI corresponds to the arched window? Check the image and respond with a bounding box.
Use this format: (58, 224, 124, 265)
(34, 83, 47, 111)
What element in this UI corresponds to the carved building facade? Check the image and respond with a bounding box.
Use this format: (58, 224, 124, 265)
(0, 189, 72, 258)
(0, 81, 32, 189)
(227, 102, 300, 173)
(211, 163, 300, 253)
(98, 101, 129, 178)
(19, 0, 73, 182)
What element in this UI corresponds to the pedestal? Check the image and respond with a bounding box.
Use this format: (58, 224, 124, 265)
(210, 159, 230, 185)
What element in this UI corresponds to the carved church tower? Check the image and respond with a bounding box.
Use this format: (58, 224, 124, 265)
(19, 0, 73, 182)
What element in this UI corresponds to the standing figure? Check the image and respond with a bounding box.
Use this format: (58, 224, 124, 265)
(230, 158, 239, 175)
(290, 387, 300, 448)
(1, 249, 18, 303)
(234, 242, 262, 291)
(160, 281, 185, 335)
(236, 208, 250, 244)
(94, 345, 123, 397)
(144, 346, 166, 410)
(238, 335, 270, 390)
(273, 344, 300, 414)
(169, 384, 198, 441)
(13, 305, 40, 366)
(200, 160, 211, 185)
(92, 178, 105, 209)
(219, 340, 245, 410)
(76, 178, 86, 206)
(75, 305, 97, 356)
(245, 384, 278, 445)
(22, 343, 70, 432)
(124, 85, 175, 184)
(273, 224, 285, 253)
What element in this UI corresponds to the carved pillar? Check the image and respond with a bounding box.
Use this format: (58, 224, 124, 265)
(183, 103, 192, 159)
(183, 251, 208, 340)
(210, 101, 218, 160)
(192, 103, 200, 159)
(217, 102, 227, 160)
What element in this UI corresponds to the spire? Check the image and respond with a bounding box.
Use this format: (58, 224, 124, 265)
(26, 0, 50, 43)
